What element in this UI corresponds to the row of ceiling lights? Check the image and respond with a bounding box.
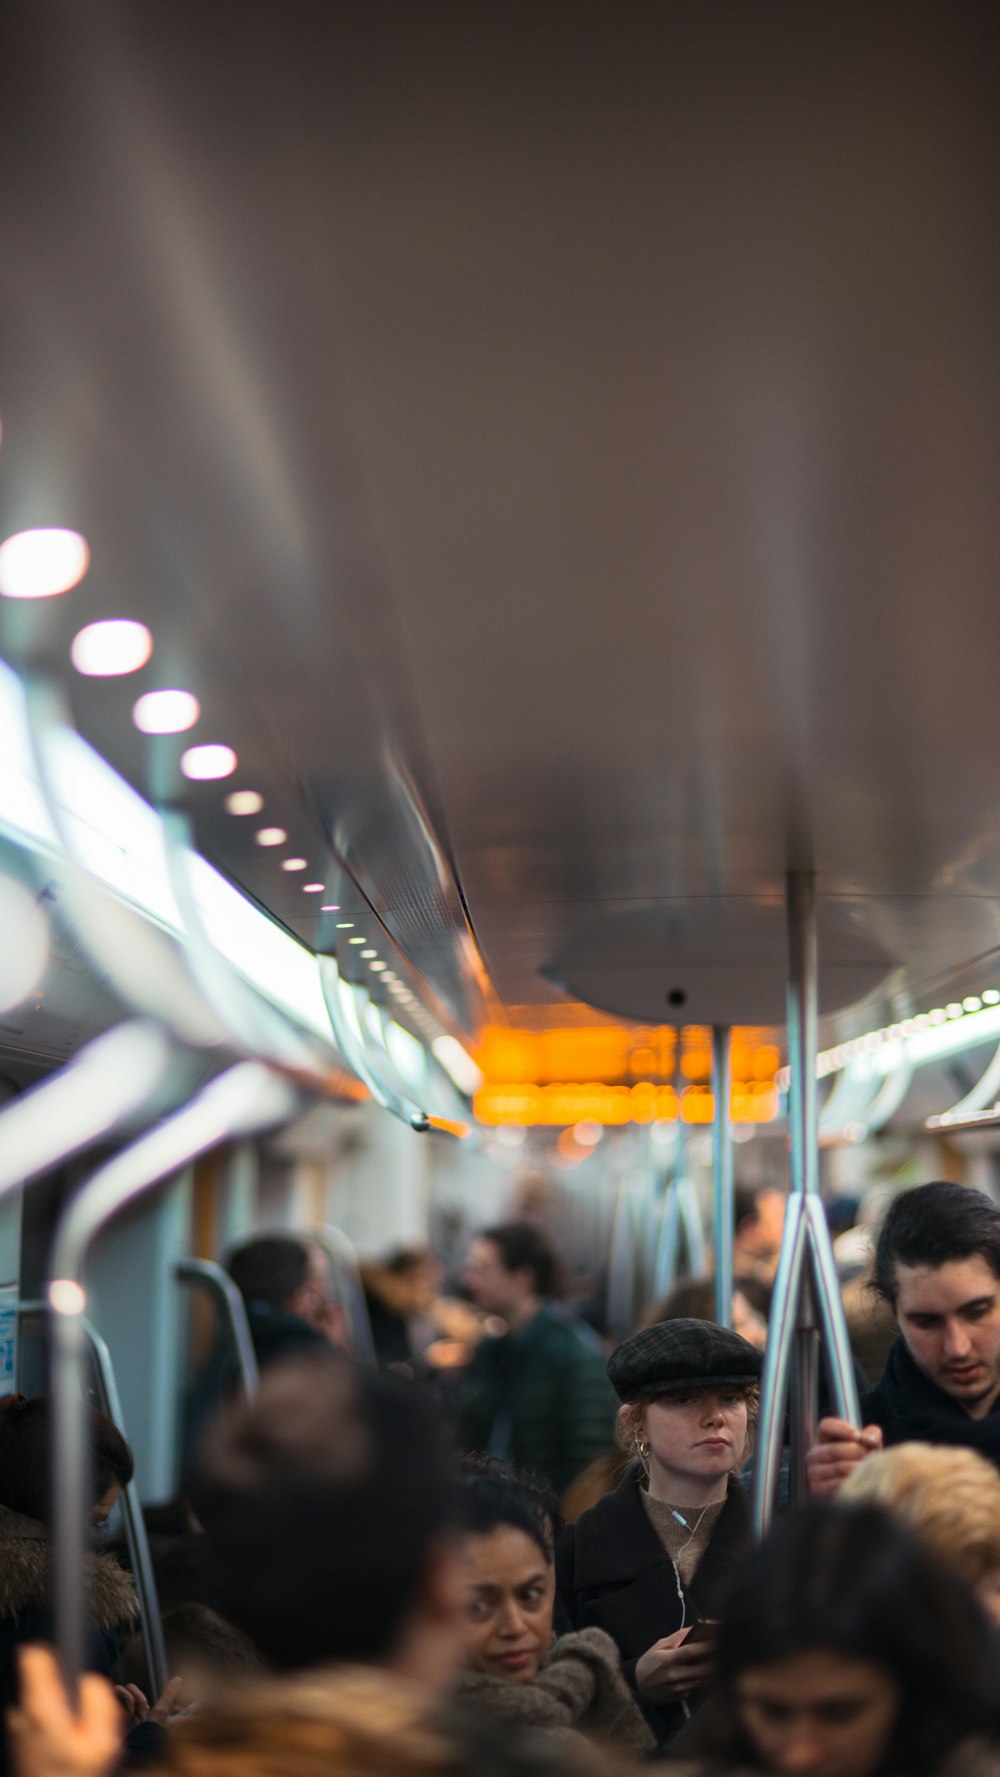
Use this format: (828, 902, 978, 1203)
(0, 527, 425, 1016)
(815, 990, 1000, 1079)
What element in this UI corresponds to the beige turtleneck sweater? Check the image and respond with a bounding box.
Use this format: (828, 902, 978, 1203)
(639, 1489, 726, 1585)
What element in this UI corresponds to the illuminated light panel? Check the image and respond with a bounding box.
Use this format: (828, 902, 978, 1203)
(71, 619, 152, 677)
(303, 883, 325, 893)
(336, 921, 354, 928)
(133, 689, 200, 734)
(0, 528, 89, 599)
(254, 827, 286, 847)
(181, 744, 237, 781)
(348, 936, 366, 946)
(360, 948, 377, 959)
(370, 960, 386, 971)
(474, 1080, 779, 1128)
(281, 857, 307, 872)
(475, 1023, 778, 1089)
(225, 790, 264, 816)
(320, 904, 341, 912)
(964, 996, 983, 1013)
(985, 990, 1000, 1005)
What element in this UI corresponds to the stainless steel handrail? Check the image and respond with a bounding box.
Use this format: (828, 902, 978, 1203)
(175, 1258, 259, 1397)
(0, 1022, 173, 1197)
(49, 1063, 297, 1687)
(712, 1024, 734, 1328)
(18, 1301, 168, 1698)
(318, 957, 429, 1131)
(751, 873, 861, 1535)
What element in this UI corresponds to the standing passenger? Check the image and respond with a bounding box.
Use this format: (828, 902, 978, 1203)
(458, 1224, 616, 1497)
(807, 1183, 1000, 1493)
(556, 1320, 760, 1746)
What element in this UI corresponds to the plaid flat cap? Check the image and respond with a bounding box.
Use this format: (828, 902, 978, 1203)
(607, 1317, 762, 1402)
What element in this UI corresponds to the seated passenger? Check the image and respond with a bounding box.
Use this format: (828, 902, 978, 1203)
(556, 1320, 760, 1747)
(226, 1235, 345, 1368)
(454, 1463, 653, 1754)
(0, 1396, 137, 1710)
(839, 1440, 1000, 1627)
(679, 1501, 999, 1777)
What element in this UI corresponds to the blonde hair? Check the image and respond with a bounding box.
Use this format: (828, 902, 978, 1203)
(614, 1383, 758, 1469)
(840, 1441, 1000, 1586)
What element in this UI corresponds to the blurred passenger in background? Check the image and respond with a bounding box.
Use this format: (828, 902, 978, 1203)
(361, 1245, 444, 1371)
(731, 1186, 786, 1283)
(808, 1183, 1000, 1494)
(679, 1502, 1000, 1777)
(453, 1461, 652, 1754)
(227, 1235, 346, 1369)
(0, 1397, 137, 1716)
(840, 1441, 1000, 1627)
(649, 1275, 770, 1351)
(459, 1224, 615, 1497)
(557, 1320, 760, 1748)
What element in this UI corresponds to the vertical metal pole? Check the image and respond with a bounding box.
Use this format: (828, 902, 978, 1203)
(51, 1304, 88, 1696)
(712, 1025, 733, 1327)
(786, 871, 820, 1496)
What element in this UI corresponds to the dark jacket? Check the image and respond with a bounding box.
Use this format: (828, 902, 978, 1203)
(458, 1304, 616, 1495)
(555, 1469, 751, 1746)
(862, 1336, 1000, 1462)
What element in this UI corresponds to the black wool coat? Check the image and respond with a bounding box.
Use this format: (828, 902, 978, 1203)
(555, 1469, 752, 1746)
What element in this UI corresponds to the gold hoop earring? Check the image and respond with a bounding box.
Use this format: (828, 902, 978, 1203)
(638, 1441, 650, 1460)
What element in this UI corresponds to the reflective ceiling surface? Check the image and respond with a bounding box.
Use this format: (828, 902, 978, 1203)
(0, 4, 998, 1038)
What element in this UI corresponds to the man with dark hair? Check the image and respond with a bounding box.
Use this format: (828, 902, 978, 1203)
(808, 1181, 1000, 1493)
(458, 1222, 615, 1495)
(227, 1235, 345, 1369)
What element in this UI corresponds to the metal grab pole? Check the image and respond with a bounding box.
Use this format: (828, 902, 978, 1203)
(752, 874, 861, 1534)
(49, 1063, 297, 1691)
(786, 873, 819, 1497)
(712, 1025, 733, 1327)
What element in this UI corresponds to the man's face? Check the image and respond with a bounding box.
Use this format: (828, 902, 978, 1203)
(894, 1255, 1000, 1418)
(461, 1238, 520, 1316)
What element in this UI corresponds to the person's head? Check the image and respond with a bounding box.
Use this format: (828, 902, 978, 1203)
(733, 1186, 786, 1277)
(609, 1320, 761, 1501)
(228, 1236, 336, 1334)
(196, 1354, 462, 1691)
(461, 1224, 558, 1321)
(382, 1247, 443, 1315)
(695, 1502, 995, 1777)
(872, 1183, 1000, 1413)
(454, 1465, 557, 1684)
(0, 1395, 133, 1528)
(840, 1442, 1000, 1628)
(652, 1274, 769, 1350)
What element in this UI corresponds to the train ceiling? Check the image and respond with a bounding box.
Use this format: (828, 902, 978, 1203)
(0, 4, 999, 1041)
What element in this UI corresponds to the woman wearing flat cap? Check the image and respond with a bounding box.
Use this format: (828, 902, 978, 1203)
(555, 1318, 760, 1748)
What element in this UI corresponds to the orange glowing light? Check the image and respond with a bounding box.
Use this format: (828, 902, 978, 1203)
(472, 1023, 780, 1127)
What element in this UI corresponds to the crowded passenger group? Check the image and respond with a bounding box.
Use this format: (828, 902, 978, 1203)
(5, 1178, 1000, 1777)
